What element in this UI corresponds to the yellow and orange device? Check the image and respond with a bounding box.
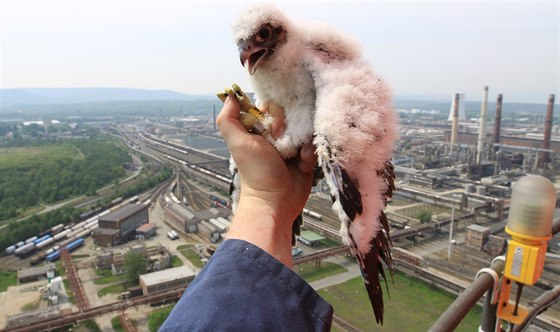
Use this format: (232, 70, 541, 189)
(496, 175, 556, 325)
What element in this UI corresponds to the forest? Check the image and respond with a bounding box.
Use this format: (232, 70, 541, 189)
(0, 138, 132, 220)
(0, 166, 173, 251)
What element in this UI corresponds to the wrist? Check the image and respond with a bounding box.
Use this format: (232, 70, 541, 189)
(226, 195, 294, 267)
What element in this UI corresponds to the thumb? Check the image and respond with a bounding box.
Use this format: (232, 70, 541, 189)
(217, 95, 250, 145)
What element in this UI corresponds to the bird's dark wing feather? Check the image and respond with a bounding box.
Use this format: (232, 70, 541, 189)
(318, 134, 395, 324)
(291, 213, 303, 246)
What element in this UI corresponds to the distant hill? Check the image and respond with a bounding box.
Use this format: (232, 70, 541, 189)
(1, 87, 213, 107)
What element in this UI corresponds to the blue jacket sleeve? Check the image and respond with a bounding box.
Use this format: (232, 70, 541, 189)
(160, 239, 333, 332)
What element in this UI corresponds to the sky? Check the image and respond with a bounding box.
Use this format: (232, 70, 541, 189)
(1, 0, 559, 104)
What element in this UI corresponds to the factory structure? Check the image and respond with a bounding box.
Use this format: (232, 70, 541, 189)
(162, 200, 231, 243)
(139, 266, 196, 295)
(399, 88, 558, 185)
(395, 88, 559, 257)
(443, 89, 557, 177)
(93, 204, 151, 247)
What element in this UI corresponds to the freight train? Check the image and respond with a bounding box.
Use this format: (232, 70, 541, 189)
(5, 193, 143, 260)
(45, 238, 85, 262)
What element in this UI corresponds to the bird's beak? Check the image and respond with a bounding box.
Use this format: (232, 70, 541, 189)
(239, 40, 268, 76)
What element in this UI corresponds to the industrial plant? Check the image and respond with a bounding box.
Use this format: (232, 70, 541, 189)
(0, 87, 558, 332)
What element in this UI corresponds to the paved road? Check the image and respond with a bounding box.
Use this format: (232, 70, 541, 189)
(309, 257, 361, 290)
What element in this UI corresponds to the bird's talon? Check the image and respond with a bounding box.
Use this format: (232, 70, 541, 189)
(217, 83, 270, 135)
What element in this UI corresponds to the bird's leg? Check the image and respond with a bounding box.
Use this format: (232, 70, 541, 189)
(217, 84, 273, 139)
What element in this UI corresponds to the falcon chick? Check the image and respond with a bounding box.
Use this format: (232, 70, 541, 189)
(230, 4, 398, 324)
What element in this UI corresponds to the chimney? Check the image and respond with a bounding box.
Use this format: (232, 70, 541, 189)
(450, 93, 460, 152)
(476, 86, 489, 163)
(539, 94, 555, 168)
(213, 104, 217, 131)
(493, 94, 503, 148)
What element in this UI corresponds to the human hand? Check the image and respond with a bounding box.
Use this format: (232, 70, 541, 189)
(217, 96, 315, 266)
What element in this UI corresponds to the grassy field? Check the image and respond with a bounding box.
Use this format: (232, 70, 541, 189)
(319, 273, 482, 331)
(0, 144, 83, 170)
(94, 269, 128, 285)
(295, 262, 347, 283)
(171, 255, 183, 267)
(177, 245, 204, 268)
(111, 316, 126, 332)
(0, 271, 17, 292)
(148, 305, 175, 332)
(98, 281, 135, 297)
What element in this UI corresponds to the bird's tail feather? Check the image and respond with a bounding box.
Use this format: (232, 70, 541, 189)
(292, 213, 303, 246)
(356, 213, 393, 325)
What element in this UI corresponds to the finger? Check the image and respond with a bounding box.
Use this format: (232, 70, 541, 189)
(298, 142, 317, 174)
(217, 95, 252, 147)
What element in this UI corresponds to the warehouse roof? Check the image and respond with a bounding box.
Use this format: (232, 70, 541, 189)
(139, 266, 196, 287)
(101, 204, 148, 223)
(467, 224, 490, 232)
(196, 207, 230, 220)
(300, 230, 325, 242)
(18, 266, 47, 280)
(136, 223, 156, 232)
(168, 204, 197, 220)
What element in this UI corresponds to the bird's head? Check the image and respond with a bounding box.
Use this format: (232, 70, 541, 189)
(232, 4, 288, 75)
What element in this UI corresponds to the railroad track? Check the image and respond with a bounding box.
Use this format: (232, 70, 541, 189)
(178, 173, 213, 211)
(293, 246, 349, 265)
(304, 218, 339, 239)
(2, 287, 185, 332)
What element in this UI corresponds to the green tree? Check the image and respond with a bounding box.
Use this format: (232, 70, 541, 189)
(124, 252, 147, 283)
(148, 305, 175, 332)
(417, 210, 432, 224)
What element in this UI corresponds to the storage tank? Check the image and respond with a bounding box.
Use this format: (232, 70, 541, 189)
(5, 245, 16, 255)
(71, 221, 87, 231)
(53, 229, 72, 241)
(66, 228, 84, 239)
(50, 224, 64, 234)
(34, 235, 52, 245)
(46, 251, 60, 262)
(75, 229, 91, 239)
(15, 242, 35, 256)
(66, 238, 85, 251)
(36, 237, 55, 250)
(84, 220, 98, 229)
(25, 236, 38, 244)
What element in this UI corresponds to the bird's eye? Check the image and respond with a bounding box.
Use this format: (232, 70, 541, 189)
(257, 27, 271, 40)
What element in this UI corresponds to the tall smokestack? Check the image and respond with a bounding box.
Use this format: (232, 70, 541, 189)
(213, 104, 217, 131)
(450, 93, 460, 152)
(493, 94, 503, 148)
(539, 94, 555, 168)
(476, 86, 489, 163)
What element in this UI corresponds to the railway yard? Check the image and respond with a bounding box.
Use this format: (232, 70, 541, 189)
(1, 121, 559, 332)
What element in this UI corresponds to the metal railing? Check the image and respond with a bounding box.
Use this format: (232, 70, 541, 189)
(429, 219, 560, 332)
